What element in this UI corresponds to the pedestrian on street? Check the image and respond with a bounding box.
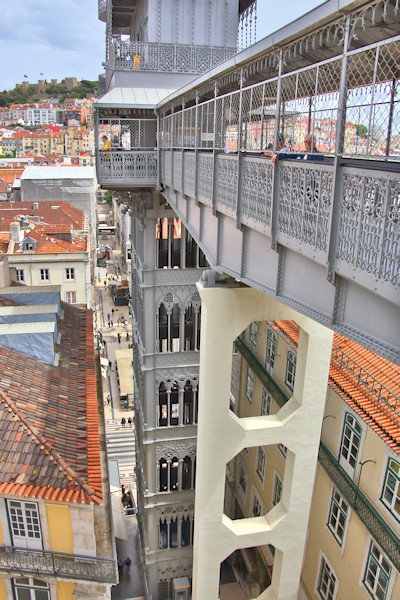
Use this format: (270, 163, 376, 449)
(108, 360, 112, 369)
(104, 280, 106, 288)
(106, 394, 111, 405)
(117, 333, 121, 344)
(125, 556, 132, 573)
(121, 417, 126, 428)
(107, 313, 110, 322)
(112, 308, 115, 315)
(126, 332, 130, 341)
(110, 319, 113, 327)
(127, 416, 132, 427)
(117, 557, 124, 576)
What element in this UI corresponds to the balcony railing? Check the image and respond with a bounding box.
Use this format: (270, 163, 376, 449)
(96, 151, 157, 187)
(0, 545, 117, 584)
(98, 0, 107, 21)
(319, 443, 400, 571)
(108, 40, 237, 74)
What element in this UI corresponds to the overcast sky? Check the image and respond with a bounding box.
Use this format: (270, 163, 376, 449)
(0, 0, 323, 92)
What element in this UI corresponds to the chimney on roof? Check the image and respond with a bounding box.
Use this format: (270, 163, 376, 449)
(32, 202, 39, 210)
(10, 221, 22, 243)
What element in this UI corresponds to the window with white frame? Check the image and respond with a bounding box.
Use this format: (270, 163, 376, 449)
(317, 556, 337, 600)
(363, 541, 391, 600)
(39, 268, 49, 282)
(65, 291, 76, 304)
(256, 447, 266, 482)
(239, 464, 247, 496)
(16, 269, 25, 283)
(252, 492, 263, 517)
(327, 489, 349, 545)
(278, 444, 287, 458)
(380, 458, 400, 521)
(339, 413, 362, 476)
(245, 366, 254, 403)
(285, 351, 296, 390)
(261, 387, 271, 416)
(272, 473, 282, 506)
(249, 321, 258, 346)
(265, 329, 277, 371)
(64, 267, 75, 281)
(12, 577, 50, 600)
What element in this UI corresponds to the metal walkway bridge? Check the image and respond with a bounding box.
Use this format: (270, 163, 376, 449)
(96, 0, 400, 364)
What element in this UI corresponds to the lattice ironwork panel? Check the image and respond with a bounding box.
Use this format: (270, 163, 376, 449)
(161, 115, 173, 149)
(337, 171, 400, 286)
(183, 152, 196, 197)
(346, 41, 400, 158)
(241, 83, 266, 152)
(98, 118, 157, 150)
(98, 151, 157, 182)
(182, 106, 197, 149)
(173, 152, 183, 192)
(163, 151, 172, 187)
(215, 155, 238, 215)
(278, 162, 333, 252)
(241, 159, 273, 228)
(172, 113, 182, 149)
(199, 101, 215, 150)
(198, 154, 213, 206)
(214, 97, 225, 151)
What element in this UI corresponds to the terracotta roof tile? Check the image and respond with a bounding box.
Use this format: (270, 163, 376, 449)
(271, 320, 400, 451)
(0, 302, 102, 504)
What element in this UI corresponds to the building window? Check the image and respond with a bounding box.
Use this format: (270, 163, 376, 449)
(65, 291, 76, 304)
(64, 267, 75, 281)
(363, 541, 391, 600)
(7, 501, 42, 550)
(245, 367, 254, 403)
(16, 269, 25, 283)
(256, 447, 266, 482)
(278, 444, 287, 458)
(261, 387, 271, 416)
(317, 556, 337, 600)
(381, 458, 400, 521)
(272, 473, 282, 506)
(265, 329, 277, 371)
(328, 489, 349, 545)
(12, 577, 50, 600)
(182, 456, 193, 490)
(249, 321, 258, 346)
(239, 465, 247, 496)
(39, 268, 50, 282)
(285, 351, 296, 390)
(252, 493, 262, 517)
(158, 300, 180, 352)
(339, 413, 362, 476)
(159, 518, 168, 549)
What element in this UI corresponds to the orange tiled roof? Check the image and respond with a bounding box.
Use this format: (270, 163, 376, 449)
(271, 321, 400, 451)
(0, 200, 85, 230)
(0, 303, 102, 504)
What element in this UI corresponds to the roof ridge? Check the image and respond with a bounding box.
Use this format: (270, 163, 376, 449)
(0, 389, 96, 499)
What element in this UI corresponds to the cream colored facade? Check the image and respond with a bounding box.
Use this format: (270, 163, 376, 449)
(8, 251, 92, 307)
(224, 319, 399, 600)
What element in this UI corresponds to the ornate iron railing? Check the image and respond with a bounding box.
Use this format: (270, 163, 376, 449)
(319, 443, 400, 571)
(331, 345, 400, 416)
(97, 151, 157, 186)
(0, 545, 117, 583)
(109, 40, 237, 74)
(98, 0, 107, 21)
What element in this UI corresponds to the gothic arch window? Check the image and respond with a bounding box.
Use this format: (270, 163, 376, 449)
(182, 456, 192, 490)
(183, 380, 194, 425)
(158, 300, 180, 352)
(156, 218, 181, 268)
(159, 458, 168, 492)
(181, 514, 191, 546)
(170, 457, 179, 491)
(159, 382, 168, 427)
(170, 382, 179, 426)
(169, 515, 178, 548)
(159, 518, 168, 549)
(184, 299, 201, 351)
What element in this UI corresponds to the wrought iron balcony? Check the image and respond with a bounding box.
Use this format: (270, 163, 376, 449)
(319, 443, 400, 571)
(96, 150, 157, 187)
(0, 545, 117, 584)
(98, 0, 107, 22)
(108, 40, 237, 74)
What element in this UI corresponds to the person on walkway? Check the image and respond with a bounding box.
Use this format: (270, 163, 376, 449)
(121, 417, 126, 428)
(117, 333, 121, 344)
(126, 332, 130, 341)
(104, 280, 107, 289)
(127, 416, 132, 427)
(125, 556, 132, 574)
(117, 557, 124, 576)
(112, 308, 115, 315)
(106, 394, 111, 405)
(110, 319, 113, 327)
(107, 312, 111, 322)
